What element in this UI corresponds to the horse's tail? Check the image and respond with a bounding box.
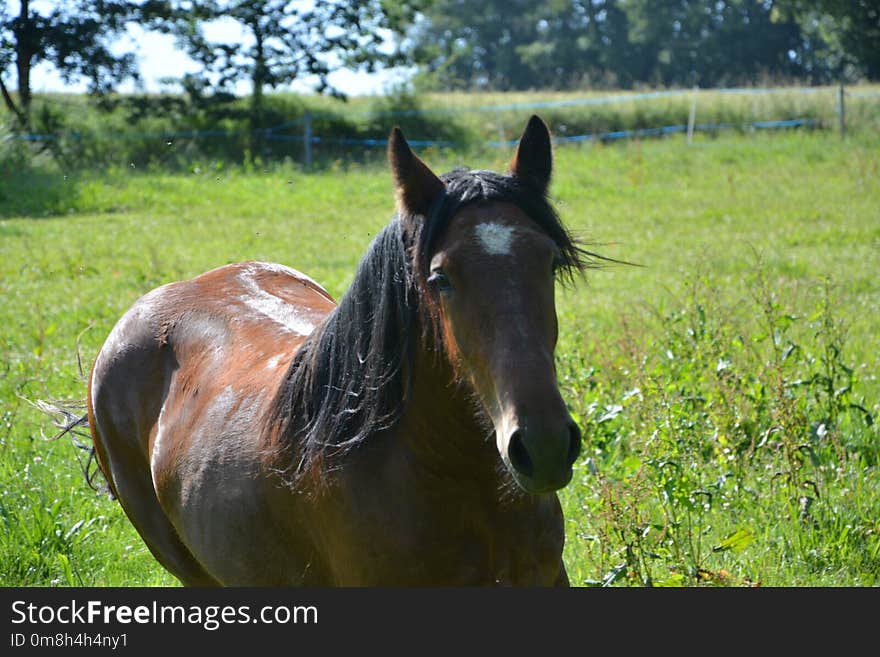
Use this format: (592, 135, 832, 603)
(32, 325, 113, 497)
(34, 397, 112, 497)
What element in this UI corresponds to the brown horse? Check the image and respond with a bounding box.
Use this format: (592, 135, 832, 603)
(86, 115, 590, 586)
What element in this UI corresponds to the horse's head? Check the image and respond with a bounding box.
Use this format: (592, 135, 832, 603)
(389, 115, 584, 494)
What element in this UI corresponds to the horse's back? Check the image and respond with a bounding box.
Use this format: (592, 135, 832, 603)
(87, 261, 335, 584)
(89, 260, 334, 463)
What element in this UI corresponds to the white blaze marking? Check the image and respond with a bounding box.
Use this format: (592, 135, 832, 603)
(238, 271, 315, 335)
(475, 222, 516, 256)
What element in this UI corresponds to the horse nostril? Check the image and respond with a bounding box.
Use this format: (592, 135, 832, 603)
(566, 422, 582, 467)
(507, 429, 534, 477)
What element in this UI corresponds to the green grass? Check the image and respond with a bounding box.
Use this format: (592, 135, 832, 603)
(1, 129, 878, 586)
(5, 84, 879, 171)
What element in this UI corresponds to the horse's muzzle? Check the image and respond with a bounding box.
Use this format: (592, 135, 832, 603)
(502, 420, 581, 494)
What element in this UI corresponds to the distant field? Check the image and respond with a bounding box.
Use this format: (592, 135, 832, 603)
(4, 84, 879, 171)
(1, 129, 878, 586)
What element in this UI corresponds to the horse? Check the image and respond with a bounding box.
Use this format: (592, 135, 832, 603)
(85, 115, 591, 586)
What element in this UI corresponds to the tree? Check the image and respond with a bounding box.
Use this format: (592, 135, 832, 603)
(622, 0, 804, 87)
(0, 0, 142, 130)
(778, 0, 880, 81)
(408, 0, 553, 91)
(152, 1, 422, 141)
(512, 1, 632, 89)
(407, 0, 877, 91)
(828, 0, 880, 79)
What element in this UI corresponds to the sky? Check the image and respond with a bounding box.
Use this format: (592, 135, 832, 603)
(14, 1, 415, 97)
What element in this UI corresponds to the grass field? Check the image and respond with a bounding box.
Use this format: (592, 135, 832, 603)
(1, 128, 878, 586)
(6, 84, 879, 171)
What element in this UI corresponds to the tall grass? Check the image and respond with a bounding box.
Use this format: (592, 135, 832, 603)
(559, 268, 878, 586)
(2, 85, 878, 171)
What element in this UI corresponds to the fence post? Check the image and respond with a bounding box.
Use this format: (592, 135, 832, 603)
(687, 85, 698, 144)
(303, 111, 312, 169)
(837, 83, 846, 137)
(495, 109, 506, 144)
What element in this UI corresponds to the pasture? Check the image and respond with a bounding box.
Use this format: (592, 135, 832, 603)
(1, 129, 878, 586)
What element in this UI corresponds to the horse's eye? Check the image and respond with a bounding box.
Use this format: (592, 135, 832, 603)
(428, 270, 453, 293)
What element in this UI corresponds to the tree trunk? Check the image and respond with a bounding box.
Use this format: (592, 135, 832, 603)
(16, 0, 32, 114)
(2, 0, 33, 128)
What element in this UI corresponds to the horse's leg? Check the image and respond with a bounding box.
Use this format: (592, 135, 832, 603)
(88, 359, 220, 587)
(91, 419, 220, 586)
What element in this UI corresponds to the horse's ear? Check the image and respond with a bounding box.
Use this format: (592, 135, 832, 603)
(388, 126, 445, 220)
(509, 114, 552, 193)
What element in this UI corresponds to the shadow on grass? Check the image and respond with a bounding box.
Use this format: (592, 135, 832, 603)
(0, 167, 85, 219)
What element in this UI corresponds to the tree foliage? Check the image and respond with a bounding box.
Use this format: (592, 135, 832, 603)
(0, 0, 141, 128)
(148, 1, 421, 125)
(408, 0, 880, 91)
(778, 0, 880, 80)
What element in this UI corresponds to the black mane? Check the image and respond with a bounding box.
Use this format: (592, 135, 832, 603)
(266, 218, 417, 483)
(267, 167, 589, 485)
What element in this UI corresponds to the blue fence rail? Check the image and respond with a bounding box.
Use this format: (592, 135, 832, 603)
(4, 85, 874, 159)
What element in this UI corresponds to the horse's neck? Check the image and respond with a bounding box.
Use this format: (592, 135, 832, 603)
(394, 343, 500, 480)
